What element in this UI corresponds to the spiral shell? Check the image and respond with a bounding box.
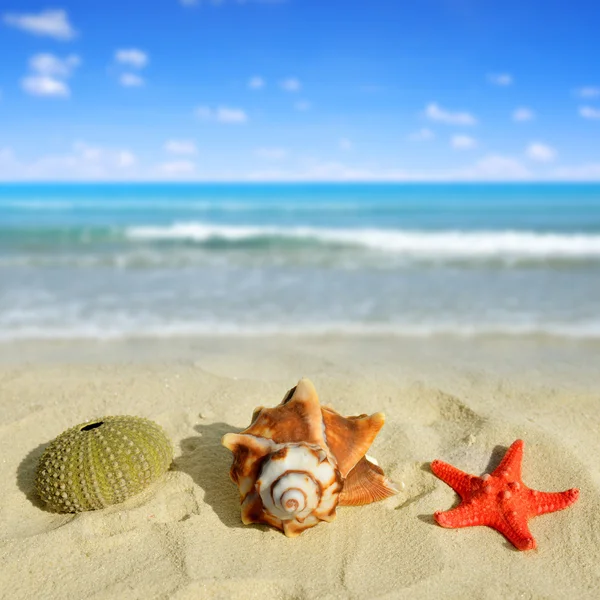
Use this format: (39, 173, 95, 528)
(35, 415, 173, 513)
(222, 378, 397, 536)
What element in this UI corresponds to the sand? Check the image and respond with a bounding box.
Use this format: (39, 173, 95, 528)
(1, 335, 599, 599)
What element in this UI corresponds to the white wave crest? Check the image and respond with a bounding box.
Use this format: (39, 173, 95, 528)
(125, 222, 600, 260)
(2, 319, 600, 341)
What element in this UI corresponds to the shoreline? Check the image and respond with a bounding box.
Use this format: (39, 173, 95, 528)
(1, 333, 599, 386)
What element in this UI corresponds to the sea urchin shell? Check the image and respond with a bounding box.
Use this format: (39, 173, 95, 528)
(35, 415, 173, 513)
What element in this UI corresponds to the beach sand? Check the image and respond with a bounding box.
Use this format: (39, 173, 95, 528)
(1, 336, 599, 599)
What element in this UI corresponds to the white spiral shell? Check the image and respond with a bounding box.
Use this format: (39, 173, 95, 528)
(257, 444, 339, 523)
(222, 378, 397, 537)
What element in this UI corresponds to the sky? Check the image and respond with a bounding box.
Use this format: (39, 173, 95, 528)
(0, 0, 599, 182)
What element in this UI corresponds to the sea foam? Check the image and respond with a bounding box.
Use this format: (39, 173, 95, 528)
(126, 222, 600, 260)
(2, 319, 600, 341)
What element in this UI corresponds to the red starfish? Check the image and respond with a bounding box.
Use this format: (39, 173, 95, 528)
(431, 439, 579, 550)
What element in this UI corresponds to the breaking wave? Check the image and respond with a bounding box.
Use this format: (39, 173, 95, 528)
(2, 319, 600, 341)
(125, 222, 600, 261)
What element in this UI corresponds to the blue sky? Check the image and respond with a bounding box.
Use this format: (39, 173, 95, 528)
(0, 0, 599, 181)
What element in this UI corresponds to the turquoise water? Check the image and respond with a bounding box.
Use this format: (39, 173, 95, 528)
(1, 184, 599, 339)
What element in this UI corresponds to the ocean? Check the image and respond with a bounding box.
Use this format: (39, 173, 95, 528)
(1, 183, 600, 341)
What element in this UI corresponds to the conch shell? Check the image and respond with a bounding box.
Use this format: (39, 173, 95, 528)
(222, 378, 397, 536)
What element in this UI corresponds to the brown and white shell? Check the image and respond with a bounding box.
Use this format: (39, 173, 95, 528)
(222, 378, 397, 537)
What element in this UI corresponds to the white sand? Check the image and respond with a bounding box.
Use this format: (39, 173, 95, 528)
(1, 336, 599, 599)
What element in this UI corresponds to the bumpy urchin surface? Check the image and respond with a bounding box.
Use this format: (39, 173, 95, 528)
(35, 415, 173, 513)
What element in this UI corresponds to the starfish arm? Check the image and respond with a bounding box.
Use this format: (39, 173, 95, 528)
(434, 502, 485, 528)
(528, 488, 580, 516)
(493, 509, 537, 551)
(491, 439, 524, 481)
(431, 460, 477, 499)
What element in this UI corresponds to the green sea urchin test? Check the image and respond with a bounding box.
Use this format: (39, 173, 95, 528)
(35, 415, 173, 513)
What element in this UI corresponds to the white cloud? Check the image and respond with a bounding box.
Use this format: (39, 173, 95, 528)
(248, 161, 375, 182)
(280, 78, 301, 92)
(255, 147, 288, 160)
(72, 142, 102, 161)
(246, 153, 533, 182)
(115, 49, 148, 69)
(0, 148, 20, 178)
(408, 128, 435, 141)
(339, 138, 353, 151)
(117, 151, 137, 168)
(467, 155, 530, 180)
(0, 147, 14, 161)
(3, 9, 76, 40)
(195, 105, 248, 123)
(16, 148, 600, 181)
(425, 103, 477, 125)
(300, 162, 374, 180)
(488, 73, 513, 86)
(29, 53, 80, 77)
(159, 160, 196, 175)
(248, 76, 265, 89)
(451, 134, 477, 150)
(216, 107, 247, 123)
(579, 106, 600, 120)
(0, 150, 536, 182)
(22, 76, 70, 98)
(554, 163, 600, 180)
(526, 142, 557, 162)
(512, 107, 535, 122)
(72, 142, 137, 169)
(165, 140, 198, 155)
(120, 73, 145, 87)
(0, 142, 138, 180)
(21, 53, 80, 98)
(575, 87, 600, 99)
(294, 100, 311, 111)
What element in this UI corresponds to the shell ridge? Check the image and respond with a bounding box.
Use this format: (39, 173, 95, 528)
(338, 456, 399, 506)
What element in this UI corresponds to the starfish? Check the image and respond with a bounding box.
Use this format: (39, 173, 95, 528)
(431, 439, 579, 550)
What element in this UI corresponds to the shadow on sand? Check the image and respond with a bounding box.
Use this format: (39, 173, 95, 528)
(17, 440, 54, 512)
(18, 422, 273, 529)
(484, 444, 510, 474)
(173, 421, 268, 532)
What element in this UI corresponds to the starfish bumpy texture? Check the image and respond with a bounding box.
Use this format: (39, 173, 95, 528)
(431, 439, 579, 550)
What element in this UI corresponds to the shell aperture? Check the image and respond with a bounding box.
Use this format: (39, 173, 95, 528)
(222, 378, 397, 537)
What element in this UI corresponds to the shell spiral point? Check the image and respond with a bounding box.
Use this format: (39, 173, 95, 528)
(222, 378, 398, 537)
(35, 415, 174, 513)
